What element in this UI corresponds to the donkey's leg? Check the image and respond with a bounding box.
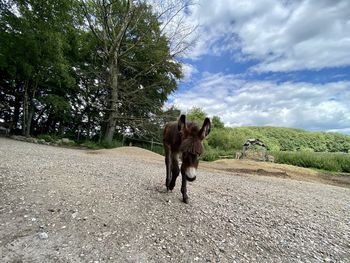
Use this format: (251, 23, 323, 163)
(164, 145, 172, 191)
(169, 153, 179, 191)
(180, 169, 188, 203)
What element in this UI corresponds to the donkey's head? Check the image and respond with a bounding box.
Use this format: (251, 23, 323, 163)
(178, 115, 211, 181)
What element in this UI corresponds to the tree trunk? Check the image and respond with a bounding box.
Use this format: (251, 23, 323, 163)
(58, 121, 65, 136)
(25, 106, 34, 137)
(102, 57, 119, 145)
(22, 81, 29, 136)
(23, 79, 38, 137)
(87, 113, 91, 140)
(12, 86, 21, 133)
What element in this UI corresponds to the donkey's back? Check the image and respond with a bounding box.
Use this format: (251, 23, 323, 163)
(163, 121, 181, 152)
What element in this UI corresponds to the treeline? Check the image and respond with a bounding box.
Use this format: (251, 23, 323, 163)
(207, 126, 350, 153)
(0, 0, 190, 144)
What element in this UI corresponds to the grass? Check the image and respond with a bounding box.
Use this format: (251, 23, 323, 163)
(201, 146, 237, 161)
(80, 139, 123, 149)
(271, 151, 350, 173)
(37, 134, 60, 143)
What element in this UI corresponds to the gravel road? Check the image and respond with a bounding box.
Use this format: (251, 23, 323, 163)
(0, 137, 349, 263)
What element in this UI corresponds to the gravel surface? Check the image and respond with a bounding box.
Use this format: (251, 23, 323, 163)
(0, 137, 349, 263)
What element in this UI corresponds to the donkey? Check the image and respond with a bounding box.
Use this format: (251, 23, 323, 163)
(163, 115, 211, 203)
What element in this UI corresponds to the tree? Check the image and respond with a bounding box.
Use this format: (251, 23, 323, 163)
(161, 105, 181, 124)
(212, 116, 224, 129)
(186, 107, 207, 125)
(0, 1, 194, 143)
(81, 0, 190, 145)
(0, 0, 76, 136)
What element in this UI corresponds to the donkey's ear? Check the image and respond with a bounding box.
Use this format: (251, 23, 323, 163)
(178, 114, 186, 131)
(199, 117, 211, 139)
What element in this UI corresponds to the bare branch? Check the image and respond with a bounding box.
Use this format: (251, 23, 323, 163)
(81, 1, 103, 44)
(151, 0, 198, 58)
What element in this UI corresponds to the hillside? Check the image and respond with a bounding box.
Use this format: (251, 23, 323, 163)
(207, 126, 350, 152)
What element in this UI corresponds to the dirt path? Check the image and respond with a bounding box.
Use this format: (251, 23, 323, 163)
(0, 138, 349, 262)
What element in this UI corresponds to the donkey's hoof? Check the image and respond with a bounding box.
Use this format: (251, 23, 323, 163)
(183, 197, 189, 204)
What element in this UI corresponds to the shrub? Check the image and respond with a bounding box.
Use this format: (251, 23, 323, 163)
(37, 134, 57, 143)
(201, 147, 220, 161)
(100, 139, 123, 149)
(271, 151, 350, 173)
(81, 141, 102, 149)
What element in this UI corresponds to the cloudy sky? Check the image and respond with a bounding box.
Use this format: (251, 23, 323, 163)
(165, 0, 350, 134)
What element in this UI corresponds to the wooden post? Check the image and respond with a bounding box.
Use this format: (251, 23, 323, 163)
(151, 138, 154, 151)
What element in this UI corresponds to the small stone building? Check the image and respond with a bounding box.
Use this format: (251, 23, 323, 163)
(237, 139, 274, 162)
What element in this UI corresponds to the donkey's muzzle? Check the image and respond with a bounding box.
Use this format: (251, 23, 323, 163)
(185, 167, 197, 182)
(186, 176, 196, 182)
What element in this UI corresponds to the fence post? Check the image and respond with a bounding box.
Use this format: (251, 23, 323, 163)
(151, 138, 154, 151)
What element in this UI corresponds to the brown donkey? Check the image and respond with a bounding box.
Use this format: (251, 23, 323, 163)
(163, 115, 211, 203)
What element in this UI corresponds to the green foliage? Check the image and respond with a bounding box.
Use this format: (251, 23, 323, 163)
(37, 134, 58, 143)
(207, 128, 245, 151)
(60, 140, 77, 147)
(200, 141, 233, 161)
(162, 106, 181, 123)
(201, 147, 220, 161)
(100, 140, 124, 149)
(0, 0, 78, 136)
(186, 107, 207, 125)
(1, 1, 183, 141)
(212, 116, 225, 129)
(80, 141, 102, 150)
(272, 151, 350, 173)
(42, 95, 72, 122)
(207, 126, 350, 153)
(201, 125, 350, 172)
(79, 139, 123, 149)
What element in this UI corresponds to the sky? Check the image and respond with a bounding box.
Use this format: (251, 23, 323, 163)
(164, 0, 350, 134)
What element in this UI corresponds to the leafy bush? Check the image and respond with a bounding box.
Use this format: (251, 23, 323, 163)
(100, 139, 123, 149)
(201, 147, 220, 161)
(80, 139, 123, 149)
(60, 140, 77, 147)
(80, 141, 102, 149)
(37, 134, 59, 143)
(271, 151, 350, 173)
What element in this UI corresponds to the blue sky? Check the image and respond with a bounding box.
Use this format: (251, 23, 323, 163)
(163, 0, 350, 134)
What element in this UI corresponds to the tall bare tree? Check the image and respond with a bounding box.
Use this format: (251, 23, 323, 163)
(81, 0, 195, 145)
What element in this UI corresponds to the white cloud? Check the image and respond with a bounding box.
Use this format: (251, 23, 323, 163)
(168, 73, 350, 133)
(181, 63, 198, 82)
(185, 0, 350, 72)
